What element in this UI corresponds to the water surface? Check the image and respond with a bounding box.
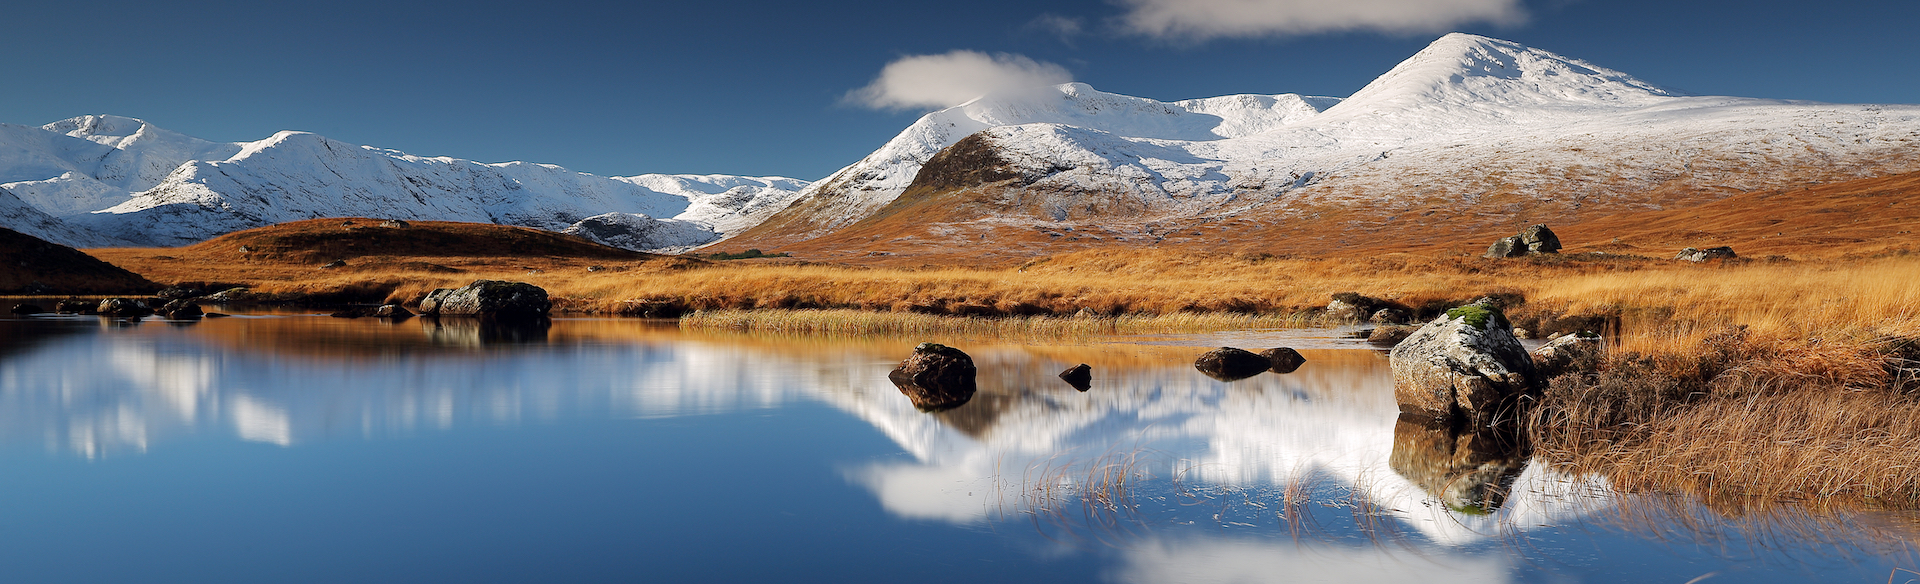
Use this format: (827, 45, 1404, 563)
(0, 313, 1912, 582)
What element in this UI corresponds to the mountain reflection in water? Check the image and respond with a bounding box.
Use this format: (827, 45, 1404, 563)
(0, 315, 1914, 582)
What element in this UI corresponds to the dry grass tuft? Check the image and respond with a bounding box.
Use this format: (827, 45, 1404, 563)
(1529, 328, 1920, 508)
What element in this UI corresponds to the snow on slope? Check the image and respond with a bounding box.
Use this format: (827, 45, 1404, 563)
(0, 115, 243, 217)
(773, 83, 1340, 236)
(0, 186, 129, 247)
(613, 174, 810, 236)
(0, 115, 809, 249)
(758, 33, 1920, 238)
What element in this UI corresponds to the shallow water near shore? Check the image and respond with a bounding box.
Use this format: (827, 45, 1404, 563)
(0, 313, 1914, 582)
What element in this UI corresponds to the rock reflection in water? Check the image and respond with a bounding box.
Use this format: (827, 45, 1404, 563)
(1389, 413, 1529, 514)
(420, 317, 552, 346)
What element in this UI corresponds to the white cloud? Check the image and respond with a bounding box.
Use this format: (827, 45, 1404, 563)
(1026, 14, 1087, 45)
(847, 51, 1073, 111)
(1118, 0, 1526, 40)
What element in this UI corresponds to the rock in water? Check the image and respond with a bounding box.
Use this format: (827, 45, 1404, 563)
(888, 342, 978, 411)
(96, 298, 152, 317)
(10, 303, 45, 315)
(1260, 348, 1306, 374)
(1059, 363, 1092, 391)
(429, 281, 551, 321)
(374, 304, 413, 319)
(54, 299, 93, 314)
(1521, 224, 1561, 254)
(1389, 302, 1540, 426)
(1531, 332, 1605, 378)
(159, 300, 203, 319)
(1195, 347, 1271, 381)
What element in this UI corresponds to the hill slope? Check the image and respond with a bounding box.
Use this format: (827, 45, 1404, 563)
(0, 226, 155, 294)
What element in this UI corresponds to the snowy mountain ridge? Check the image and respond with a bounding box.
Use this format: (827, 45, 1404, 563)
(0, 116, 808, 250)
(728, 33, 1920, 252)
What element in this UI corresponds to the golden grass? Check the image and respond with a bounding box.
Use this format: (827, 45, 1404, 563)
(1528, 327, 1920, 508)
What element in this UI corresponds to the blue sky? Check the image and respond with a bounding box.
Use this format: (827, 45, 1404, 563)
(5, 0, 1916, 180)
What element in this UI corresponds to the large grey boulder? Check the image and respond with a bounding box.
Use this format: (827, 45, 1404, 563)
(889, 342, 978, 411)
(426, 280, 551, 320)
(1389, 302, 1540, 426)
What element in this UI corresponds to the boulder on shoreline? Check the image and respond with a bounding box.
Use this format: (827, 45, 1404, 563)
(1195, 347, 1271, 381)
(889, 342, 978, 411)
(421, 280, 551, 321)
(1389, 301, 1540, 426)
(96, 298, 152, 317)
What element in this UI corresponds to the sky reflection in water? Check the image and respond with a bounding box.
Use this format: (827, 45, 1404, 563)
(0, 315, 1912, 583)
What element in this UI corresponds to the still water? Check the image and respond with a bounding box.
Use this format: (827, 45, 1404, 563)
(0, 313, 1914, 583)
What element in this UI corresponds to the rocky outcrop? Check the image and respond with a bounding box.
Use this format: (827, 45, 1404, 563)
(1675, 246, 1737, 262)
(1484, 224, 1562, 258)
(1194, 347, 1271, 381)
(1059, 363, 1092, 391)
(1530, 332, 1605, 378)
(421, 280, 551, 321)
(1389, 302, 1540, 426)
(1389, 414, 1528, 514)
(888, 342, 978, 411)
(1260, 348, 1306, 374)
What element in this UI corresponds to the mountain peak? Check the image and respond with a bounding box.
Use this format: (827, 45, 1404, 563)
(1327, 33, 1676, 118)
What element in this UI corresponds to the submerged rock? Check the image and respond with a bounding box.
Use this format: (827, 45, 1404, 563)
(1260, 348, 1306, 374)
(1389, 301, 1540, 426)
(889, 342, 978, 411)
(1195, 347, 1270, 381)
(1059, 363, 1093, 391)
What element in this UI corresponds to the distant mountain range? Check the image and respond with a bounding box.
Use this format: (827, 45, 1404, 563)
(0, 115, 806, 250)
(724, 33, 1920, 261)
(3, 33, 1916, 256)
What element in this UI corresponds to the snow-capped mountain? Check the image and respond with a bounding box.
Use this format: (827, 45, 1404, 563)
(751, 83, 1339, 239)
(726, 33, 1920, 254)
(0, 116, 807, 249)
